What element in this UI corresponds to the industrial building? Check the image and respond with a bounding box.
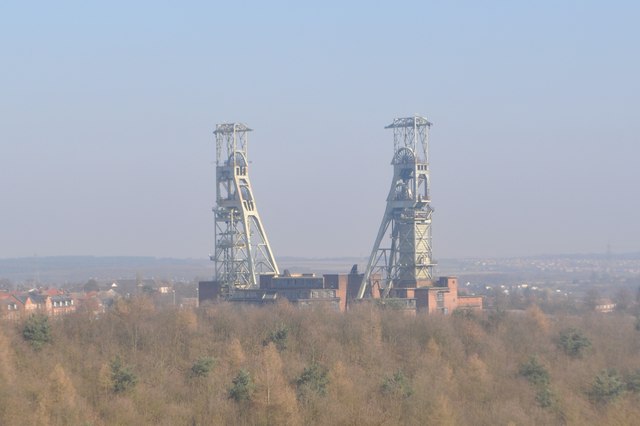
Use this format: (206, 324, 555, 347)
(199, 118, 482, 314)
(199, 266, 378, 312)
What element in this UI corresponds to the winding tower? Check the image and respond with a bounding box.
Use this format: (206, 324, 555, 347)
(358, 116, 435, 299)
(211, 123, 279, 292)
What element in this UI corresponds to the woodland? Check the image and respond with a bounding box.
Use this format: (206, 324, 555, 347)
(1, 299, 640, 425)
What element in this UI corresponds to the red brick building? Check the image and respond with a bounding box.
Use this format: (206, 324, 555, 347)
(413, 277, 483, 314)
(0, 291, 77, 320)
(198, 270, 481, 315)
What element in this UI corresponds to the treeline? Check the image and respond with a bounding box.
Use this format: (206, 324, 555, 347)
(1, 300, 640, 425)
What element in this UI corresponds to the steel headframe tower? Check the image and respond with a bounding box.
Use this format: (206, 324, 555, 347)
(211, 122, 279, 292)
(358, 115, 435, 299)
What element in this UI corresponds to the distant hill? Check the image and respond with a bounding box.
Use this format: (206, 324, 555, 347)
(1, 252, 638, 286)
(0, 256, 373, 285)
(0, 256, 212, 284)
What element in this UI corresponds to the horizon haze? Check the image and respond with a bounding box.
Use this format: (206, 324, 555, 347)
(1, 2, 639, 260)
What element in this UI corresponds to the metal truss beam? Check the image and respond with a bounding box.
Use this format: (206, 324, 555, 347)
(358, 115, 435, 299)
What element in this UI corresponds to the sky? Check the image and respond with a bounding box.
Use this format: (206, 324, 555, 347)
(1, 1, 639, 261)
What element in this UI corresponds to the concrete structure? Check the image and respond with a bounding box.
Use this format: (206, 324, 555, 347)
(211, 272, 340, 310)
(199, 266, 379, 312)
(203, 272, 340, 310)
(210, 123, 279, 294)
(198, 270, 481, 316)
(198, 281, 222, 304)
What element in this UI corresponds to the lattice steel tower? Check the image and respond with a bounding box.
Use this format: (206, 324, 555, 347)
(358, 116, 435, 298)
(211, 123, 279, 291)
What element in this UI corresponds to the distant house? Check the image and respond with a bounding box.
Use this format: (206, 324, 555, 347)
(112, 278, 158, 298)
(50, 295, 76, 316)
(42, 288, 64, 297)
(595, 299, 616, 313)
(0, 290, 77, 319)
(97, 289, 120, 310)
(13, 293, 51, 313)
(0, 294, 19, 320)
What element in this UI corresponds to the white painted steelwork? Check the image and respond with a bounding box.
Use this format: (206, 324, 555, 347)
(211, 123, 279, 292)
(358, 116, 435, 298)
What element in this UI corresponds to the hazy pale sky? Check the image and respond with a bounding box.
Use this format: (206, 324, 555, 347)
(1, 1, 639, 260)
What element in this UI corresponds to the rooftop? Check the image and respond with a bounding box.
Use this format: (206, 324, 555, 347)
(385, 115, 432, 129)
(213, 122, 252, 135)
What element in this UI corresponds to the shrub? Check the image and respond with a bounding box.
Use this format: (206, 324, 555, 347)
(535, 385, 555, 408)
(480, 308, 507, 332)
(375, 298, 410, 310)
(22, 314, 52, 350)
(625, 369, 640, 393)
(263, 325, 289, 351)
(452, 309, 476, 320)
(296, 363, 329, 401)
(111, 357, 137, 393)
(558, 328, 591, 358)
(229, 370, 254, 402)
(381, 370, 413, 398)
(519, 356, 549, 386)
(588, 369, 625, 404)
(190, 356, 215, 379)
